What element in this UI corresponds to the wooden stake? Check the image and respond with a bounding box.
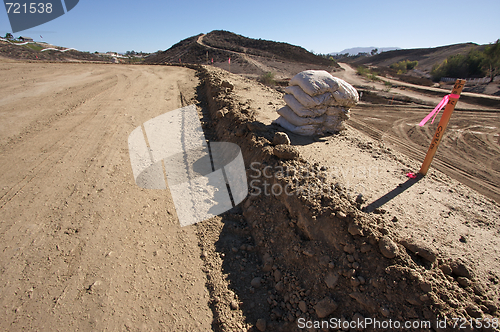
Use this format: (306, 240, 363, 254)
(419, 79, 466, 175)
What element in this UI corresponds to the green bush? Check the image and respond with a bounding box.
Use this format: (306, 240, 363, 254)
(259, 72, 276, 85)
(390, 60, 418, 73)
(357, 66, 380, 81)
(431, 49, 487, 81)
(356, 66, 369, 76)
(368, 73, 380, 81)
(407, 60, 418, 70)
(484, 39, 500, 82)
(384, 81, 392, 92)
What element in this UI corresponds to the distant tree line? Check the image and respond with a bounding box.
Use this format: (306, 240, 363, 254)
(330, 48, 378, 60)
(3, 33, 33, 41)
(125, 50, 148, 56)
(431, 39, 500, 82)
(313, 52, 340, 67)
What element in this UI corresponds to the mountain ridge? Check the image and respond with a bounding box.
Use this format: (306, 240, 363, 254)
(330, 46, 401, 56)
(345, 42, 486, 72)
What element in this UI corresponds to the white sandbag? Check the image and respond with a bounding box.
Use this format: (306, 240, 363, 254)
(284, 85, 335, 108)
(322, 120, 346, 133)
(290, 70, 339, 96)
(284, 94, 327, 117)
(277, 106, 325, 127)
(273, 116, 319, 136)
(332, 80, 359, 108)
(273, 115, 296, 132)
(307, 107, 347, 133)
(325, 106, 349, 117)
(289, 70, 359, 107)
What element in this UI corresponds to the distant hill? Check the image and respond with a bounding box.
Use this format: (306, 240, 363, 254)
(145, 30, 333, 67)
(345, 42, 486, 73)
(330, 46, 401, 56)
(0, 39, 113, 62)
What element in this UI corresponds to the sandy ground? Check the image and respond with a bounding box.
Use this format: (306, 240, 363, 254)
(338, 63, 500, 204)
(1, 59, 499, 331)
(0, 60, 212, 331)
(215, 64, 500, 313)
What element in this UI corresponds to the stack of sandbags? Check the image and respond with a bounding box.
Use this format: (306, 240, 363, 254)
(274, 70, 359, 136)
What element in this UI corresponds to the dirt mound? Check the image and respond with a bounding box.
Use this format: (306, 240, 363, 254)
(194, 65, 500, 331)
(202, 30, 333, 66)
(145, 34, 238, 65)
(0, 40, 112, 62)
(145, 31, 338, 77)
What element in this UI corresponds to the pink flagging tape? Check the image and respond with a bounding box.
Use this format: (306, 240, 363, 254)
(406, 172, 417, 179)
(419, 94, 461, 127)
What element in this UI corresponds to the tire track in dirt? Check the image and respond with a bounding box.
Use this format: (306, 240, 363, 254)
(350, 106, 500, 202)
(0, 71, 125, 323)
(0, 63, 213, 331)
(0, 77, 118, 211)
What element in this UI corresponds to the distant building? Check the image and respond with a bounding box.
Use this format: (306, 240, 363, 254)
(19, 36, 33, 42)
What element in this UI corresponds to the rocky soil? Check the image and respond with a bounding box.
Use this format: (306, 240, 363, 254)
(193, 64, 500, 331)
(1, 58, 499, 331)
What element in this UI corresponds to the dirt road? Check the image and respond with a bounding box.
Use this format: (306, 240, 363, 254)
(0, 61, 213, 331)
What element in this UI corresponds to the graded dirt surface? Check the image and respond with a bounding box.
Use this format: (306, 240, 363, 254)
(0, 60, 212, 331)
(333, 63, 500, 204)
(1, 59, 500, 332)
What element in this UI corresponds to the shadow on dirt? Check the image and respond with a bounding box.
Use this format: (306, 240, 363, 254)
(364, 175, 423, 212)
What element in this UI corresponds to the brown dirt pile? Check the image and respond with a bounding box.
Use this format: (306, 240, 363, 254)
(194, 64, 500, 331)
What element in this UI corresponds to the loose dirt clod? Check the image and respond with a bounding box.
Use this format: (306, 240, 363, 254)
(378, 236, 398, 258)
(251, 277, 262, 288)
(273, 145, 299, 160)
(256, 318, 266, 331)
(273, 132, 290, 145)
(325, 272, 339, 289)
(451, 259, 474, 279)
(400, 238, 437, 263)
(314, 297, 338, 318)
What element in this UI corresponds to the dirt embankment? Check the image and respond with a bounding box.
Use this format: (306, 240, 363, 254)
(194, 64, 500, 331)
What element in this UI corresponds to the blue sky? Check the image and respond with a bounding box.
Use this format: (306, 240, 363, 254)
(1, 0, 499, 54)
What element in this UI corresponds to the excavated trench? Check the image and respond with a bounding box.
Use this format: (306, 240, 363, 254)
(184, 64, 499, 332)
